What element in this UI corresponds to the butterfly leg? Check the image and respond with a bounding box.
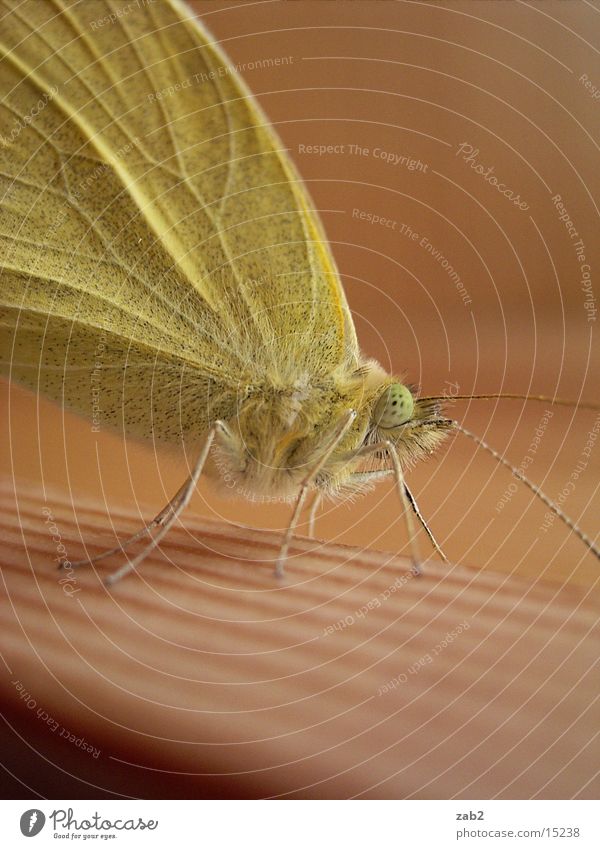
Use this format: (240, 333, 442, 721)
(350, 467, 448, 564)
(403, 480, 449, 565)
(66, 421, 225, 584)
(307, 490, 322, 538)
(101, 421, 227, 585)
(380, 441, 422, 576)
(68, 477, 191, 570)
(350, 441, 446, 575)
(275, 410, 357, 578)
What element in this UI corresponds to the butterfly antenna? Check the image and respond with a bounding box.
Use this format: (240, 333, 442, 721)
(455, 423, 600, 561)
(421, 393, 600, 410)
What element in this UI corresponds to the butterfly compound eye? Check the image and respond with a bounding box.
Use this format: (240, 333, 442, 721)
(372, 383, 415, 429)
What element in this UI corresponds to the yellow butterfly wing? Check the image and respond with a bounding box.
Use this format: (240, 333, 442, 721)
(0, 0, 358, 444)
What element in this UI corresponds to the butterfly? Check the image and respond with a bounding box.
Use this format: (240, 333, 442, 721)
(0, 0, 597, 584)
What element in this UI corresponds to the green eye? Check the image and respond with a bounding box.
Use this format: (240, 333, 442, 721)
(373, 383, 415, 429)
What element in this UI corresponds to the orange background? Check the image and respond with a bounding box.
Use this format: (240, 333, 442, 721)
(1, 0, 599, 586)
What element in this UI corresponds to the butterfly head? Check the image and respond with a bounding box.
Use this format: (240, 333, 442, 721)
(371, 383, 415, 428)
(354, 376, 455, 473)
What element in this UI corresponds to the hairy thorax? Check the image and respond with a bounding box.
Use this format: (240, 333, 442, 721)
(206, 371, 375, 501)
(203, 362, 453, 502)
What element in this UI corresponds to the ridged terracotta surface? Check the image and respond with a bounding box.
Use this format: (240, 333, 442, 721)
(1, 0, 599, 802)
(0, 484, 598, 799)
